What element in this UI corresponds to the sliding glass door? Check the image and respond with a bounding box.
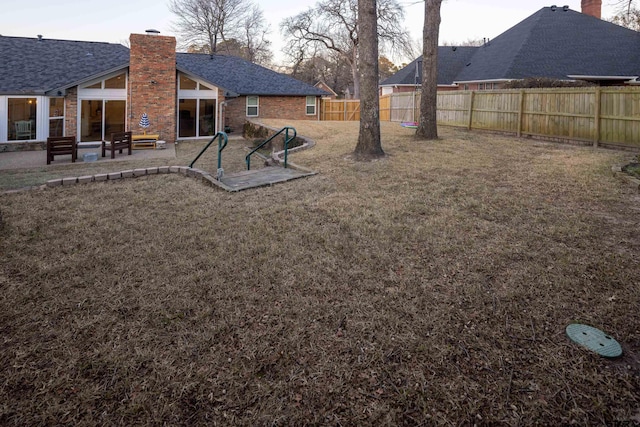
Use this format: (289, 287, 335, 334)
(80, 99, 125, 142)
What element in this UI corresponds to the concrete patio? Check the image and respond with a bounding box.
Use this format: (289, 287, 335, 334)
(0, 143, 177, 170)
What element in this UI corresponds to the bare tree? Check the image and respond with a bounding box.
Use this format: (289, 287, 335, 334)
(354, 0, 384, 160)
(612, 0, 635, 19)
(169, 0, 272, 64)
(239, 4, 272, 65)
(609, 0, 640, 30)
(415, 0, 443, 140)
(281, 0, 413, 99)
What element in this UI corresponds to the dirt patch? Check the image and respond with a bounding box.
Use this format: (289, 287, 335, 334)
(1, 122, 639, 425)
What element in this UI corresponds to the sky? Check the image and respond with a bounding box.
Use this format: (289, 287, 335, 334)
(0, 0, 619, 65)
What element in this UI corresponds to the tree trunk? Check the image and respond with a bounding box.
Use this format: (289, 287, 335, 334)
(351, 49, 360, 99)
(353, 0, 384, 160)
(415, 0, 442, 140)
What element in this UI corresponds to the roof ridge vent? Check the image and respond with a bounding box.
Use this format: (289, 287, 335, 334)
(550, 5, 557, 11)
(37, 34, 43, 41)
(563, 5, 569, 11)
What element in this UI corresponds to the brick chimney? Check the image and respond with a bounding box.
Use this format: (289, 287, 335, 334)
(581, 0, 602, 19)
(129, 32, 177, 143)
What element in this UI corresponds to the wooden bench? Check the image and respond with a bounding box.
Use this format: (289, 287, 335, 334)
(102, 131, 132, 159)
(132, 133, 159, 150)
(47, 136, 77, 164)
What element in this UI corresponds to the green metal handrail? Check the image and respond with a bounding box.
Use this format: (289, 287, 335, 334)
(245, 127, 297, 170)
(189, 131, 228, 171)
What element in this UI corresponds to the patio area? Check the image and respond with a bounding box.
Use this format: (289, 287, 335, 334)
(0, 143, 177, 170)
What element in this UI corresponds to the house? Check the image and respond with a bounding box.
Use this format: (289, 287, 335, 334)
(0, 31, 327, 147)
(379, 46, 477, 95)
(314, 81, 338, 99)
(380, 0, 640, 93)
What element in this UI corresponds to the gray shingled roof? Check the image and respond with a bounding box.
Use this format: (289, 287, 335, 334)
(176, 53, 328, 97)
(455, 6, 640, 82)
(383, 7, 640, 86)
(0, 35, 327, 97)
(0, 36, 129, 95)
(380, 46, 478, 86)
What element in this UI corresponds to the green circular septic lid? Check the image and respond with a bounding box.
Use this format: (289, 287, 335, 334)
(566, 324, 622, 358)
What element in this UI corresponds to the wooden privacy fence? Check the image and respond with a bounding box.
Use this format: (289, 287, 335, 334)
(320, 99, 361, 121)
(322, 88, 640, 149)
(437, 88, 640, 148)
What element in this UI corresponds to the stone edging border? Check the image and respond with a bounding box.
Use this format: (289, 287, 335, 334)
(612, 165, 640, 191)
(40, 165, 230, 191)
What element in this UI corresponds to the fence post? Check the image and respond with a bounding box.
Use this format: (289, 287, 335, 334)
(344, 100, 347, 121)
(593, 88, 601, 147)
(517, 90, 525, 137)
(467, 91, 475, 130)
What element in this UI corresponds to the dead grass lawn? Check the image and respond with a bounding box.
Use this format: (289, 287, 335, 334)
(1, 121, 639, 425)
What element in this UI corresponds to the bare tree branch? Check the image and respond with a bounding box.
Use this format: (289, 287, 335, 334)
(169, 0, 272, 63)
(281, 0, 412, 98)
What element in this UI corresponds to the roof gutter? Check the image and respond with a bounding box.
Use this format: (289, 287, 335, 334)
(567, 75, 639, 82)
(0, 89, 46, 96)
(453, 78, 510, 85)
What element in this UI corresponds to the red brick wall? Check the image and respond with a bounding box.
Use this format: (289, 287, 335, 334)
(129, 33, 177, 142)
(224, 96, 318, 132)
(581, 0, 602, 18)
(64, 87, 78, 139)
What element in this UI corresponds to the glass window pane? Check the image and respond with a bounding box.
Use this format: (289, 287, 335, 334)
(8, 98, 36, 141)
(306, 96, 316, 115)
(49, 97, 64, 118)
(86, 82, 101, 89)
(199, 99, 216, 136)
(105, 73, 126, 89)
(179, 99, 197, 138)
(105, 100, 126, 136)
(49, 119, 63, 137)
(180, 75, 197, 90)
(246, 96, 259, 117)
(81, 100, 103, 142)
(200, 82, 213, 91)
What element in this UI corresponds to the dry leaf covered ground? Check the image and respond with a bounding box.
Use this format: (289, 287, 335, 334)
(1, 121, 639, 425)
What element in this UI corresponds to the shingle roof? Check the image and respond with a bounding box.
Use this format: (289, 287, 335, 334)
(0, 35, 327, 97)
(383, 7, 640, 86)
(380, 46, 478, 86)
(176, 53, 328, 97)
(0, 36, 129, 95)
(454, 6, 640, 82)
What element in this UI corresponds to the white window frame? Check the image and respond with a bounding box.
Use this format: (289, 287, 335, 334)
(77, 72, 128, 143)
(3, 96, 47, 142)
(48, 97, 65, 137)
(246, 96, 259, 117)
(306, 96, 316, 116)
(177, 72, 219, 139)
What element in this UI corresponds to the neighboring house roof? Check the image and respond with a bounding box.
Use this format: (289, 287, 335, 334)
(382, 6, 640, 87)
(380, 46, 477, 87)
(314, 81, 338, 97)
(0, 36, 129, 95)
(454, 6, 640, 83)
(176, 53, 328, 97)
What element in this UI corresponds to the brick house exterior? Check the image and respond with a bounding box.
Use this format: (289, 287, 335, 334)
(129, 34, 177, 142)
(224, 96, 319, 131)
(0, 32, 327, 145)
